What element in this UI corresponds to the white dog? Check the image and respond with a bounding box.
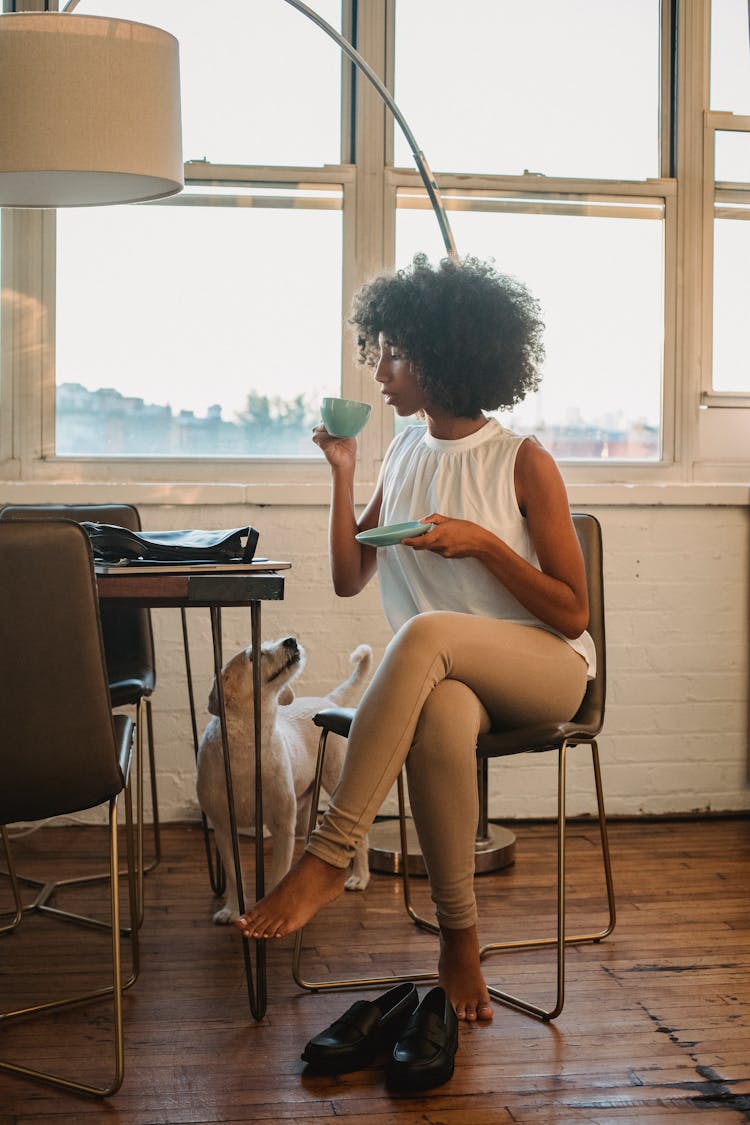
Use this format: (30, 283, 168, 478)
(196, 636, 372, 924)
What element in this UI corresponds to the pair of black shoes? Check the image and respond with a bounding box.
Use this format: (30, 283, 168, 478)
(301, 982, 458, 1093)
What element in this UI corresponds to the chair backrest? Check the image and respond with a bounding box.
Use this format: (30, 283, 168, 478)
(571, 512, 606, 733)
(0, 521, 126, 824)
(0, 504, 155, 696)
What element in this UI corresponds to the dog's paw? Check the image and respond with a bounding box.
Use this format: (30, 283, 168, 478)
(212, 905, 239, 925)
(344, 872, 370, 892)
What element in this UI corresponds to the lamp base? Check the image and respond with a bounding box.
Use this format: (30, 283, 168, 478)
(367, 819, 516, 877)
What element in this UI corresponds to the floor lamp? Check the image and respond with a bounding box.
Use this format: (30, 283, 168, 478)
(0, 10, 182, 207)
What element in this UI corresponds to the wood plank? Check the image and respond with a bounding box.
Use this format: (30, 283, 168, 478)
(1, 816, 748, 1123)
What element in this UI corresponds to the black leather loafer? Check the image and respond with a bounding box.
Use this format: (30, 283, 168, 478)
(386, 986, 458, 1093)
(301, 982, 419, 1073)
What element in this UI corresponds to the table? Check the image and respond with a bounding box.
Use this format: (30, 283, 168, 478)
(97, 567, 287, 1020)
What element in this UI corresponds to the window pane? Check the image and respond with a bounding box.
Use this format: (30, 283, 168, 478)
(713, 211, 750, 391)
(397, 199, 663, 460)
(394, 0, 660, 180)
(711, 0, 750, 114)
(77, 0, 342, 166)
(715, 130, 750, 182)
(55, 190, 343, 457)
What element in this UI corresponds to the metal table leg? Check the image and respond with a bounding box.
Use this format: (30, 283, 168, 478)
(209, 604, 267, 1020)
(181, 608, 225, 896)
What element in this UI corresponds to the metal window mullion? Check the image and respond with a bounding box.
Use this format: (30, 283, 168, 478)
(395, 194, 665, 222)
(702, 111, 717, 404)
(660, 185, 679, 464)
(183, 163, 356, 186)
(386, 166, 676, 199)
(674, 0, 710, 474)
(0, 215, 11, 467)
(662, 0, 678, 177)
(345, 0, 390, 481)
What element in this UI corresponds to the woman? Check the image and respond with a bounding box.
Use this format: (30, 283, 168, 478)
(235, 253, 595, 1023)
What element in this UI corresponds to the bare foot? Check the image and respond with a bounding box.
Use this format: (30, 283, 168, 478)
(438, 924, 493, 1022)
(233, 852, 347, 940)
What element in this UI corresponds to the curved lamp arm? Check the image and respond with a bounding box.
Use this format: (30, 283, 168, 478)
(281, 0, 458, 259)
(63, 0, 458, 257)
(64, 0, 454, 255)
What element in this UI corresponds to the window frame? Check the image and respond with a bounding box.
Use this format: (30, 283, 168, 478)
(700, 110, 750, 408)
(3, 0, 748, 494)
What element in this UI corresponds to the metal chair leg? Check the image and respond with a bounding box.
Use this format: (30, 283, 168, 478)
(9, 696, 150, 935)
(0, 790, 139, 1096)
(292, 729, 439, 993)
(478, 739, 616, 1020)
(292, 731, 616, 1019)
(0, 780, 142, 940)
(0, 827, 23, 935)
(141, 696, 162, 875)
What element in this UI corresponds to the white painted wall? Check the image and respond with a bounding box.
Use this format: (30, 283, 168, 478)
(112, 498, 749, 824)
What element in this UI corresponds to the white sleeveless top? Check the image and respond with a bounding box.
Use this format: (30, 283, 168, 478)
(376, 418, 596, 678)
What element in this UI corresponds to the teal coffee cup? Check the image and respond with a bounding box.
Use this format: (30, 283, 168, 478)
(321, 397, 372, 437)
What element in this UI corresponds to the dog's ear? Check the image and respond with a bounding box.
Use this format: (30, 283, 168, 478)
(207, 677, 220, 716)
(278, 685, 295, 706)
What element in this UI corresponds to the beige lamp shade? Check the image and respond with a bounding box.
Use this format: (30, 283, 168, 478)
(0, 12, 183, 207)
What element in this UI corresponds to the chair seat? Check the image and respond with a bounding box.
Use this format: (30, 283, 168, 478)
(314, 706, 602, 759)
(312, 707, 356, 737)
(109, 673, 155, 707)
(477, 716, 602, 758)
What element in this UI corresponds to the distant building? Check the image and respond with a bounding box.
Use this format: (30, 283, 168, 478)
(55, 383, 659, 461)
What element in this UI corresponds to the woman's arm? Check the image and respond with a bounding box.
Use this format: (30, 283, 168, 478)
(405, 439, 589, 638)
(312, 425, 382, 597)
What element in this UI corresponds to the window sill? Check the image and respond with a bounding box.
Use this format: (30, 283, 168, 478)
(1, 479, 749, 509)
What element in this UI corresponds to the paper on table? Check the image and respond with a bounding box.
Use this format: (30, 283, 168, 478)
(94, 557, 292, 575)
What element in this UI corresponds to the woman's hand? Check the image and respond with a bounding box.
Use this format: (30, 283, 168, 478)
(315, 423, 382, 599)
(312, 423, 357, 473)
(403, 513, 489, 558)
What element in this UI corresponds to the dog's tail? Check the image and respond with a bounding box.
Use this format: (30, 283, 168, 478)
(327, 644, 373, 706)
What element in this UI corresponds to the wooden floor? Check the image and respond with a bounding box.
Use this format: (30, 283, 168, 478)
(1, 816, 749, 1124)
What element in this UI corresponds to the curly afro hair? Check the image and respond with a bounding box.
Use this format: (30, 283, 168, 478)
(351, 253, 545, 417)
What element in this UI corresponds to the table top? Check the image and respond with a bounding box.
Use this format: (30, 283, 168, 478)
(96, 567, 287, 607)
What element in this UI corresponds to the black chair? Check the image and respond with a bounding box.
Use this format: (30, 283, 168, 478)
(0, 503, 159, 922)
(0, 520, 138, 1096)
(292, 513, 616, 1020)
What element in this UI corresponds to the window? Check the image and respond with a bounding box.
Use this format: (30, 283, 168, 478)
(393, 0, 665, 461)
(2, 0, 748, 485)
(397, 193, 665, 460)
(705, 0, 750, 401)
(55, 0, 346, 462)
(393, 0, 661, 181)
(56, 185, 344, 457)
(710, 0, 750, 115)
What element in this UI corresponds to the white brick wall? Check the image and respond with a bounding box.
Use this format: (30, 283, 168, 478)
(115, 501, 749, 823)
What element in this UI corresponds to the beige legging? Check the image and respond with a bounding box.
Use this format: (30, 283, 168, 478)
(306, 611, 588, 929)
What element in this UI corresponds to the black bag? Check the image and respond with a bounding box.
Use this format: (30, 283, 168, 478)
(82, 523, 259, 563)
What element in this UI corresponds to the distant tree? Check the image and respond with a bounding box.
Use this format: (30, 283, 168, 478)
(236, 391, 319, 453)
